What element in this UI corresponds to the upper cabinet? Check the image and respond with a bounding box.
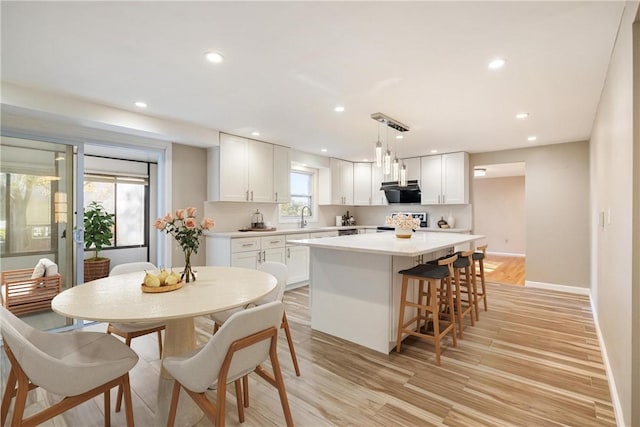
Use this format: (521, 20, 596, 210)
(209, 133, 289, 203)
(370, 164, 388, 206)
(420, 152, 469, 205)
(273, 145, 290, 203)
(320, 158, 354, 205)
(353, 162, 372, 205)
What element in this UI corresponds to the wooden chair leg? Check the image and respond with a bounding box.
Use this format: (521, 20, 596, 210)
(269, 340, 294, 427)
(104, 390, 110, 427)
(242, 375, 249, 408)
(234, 379, 245, 423)
(11, 367, 30, 427)
(121, 374, 135, 427)
(116, 384, 123, 412)
(167, 381, 181, 427)
(479, 259, 488, 311)
(396, 275, 409, 352)
(471, 260, 480, 321)
(156, 330, 163, 358)
(430, 279, 442, 366)
(1, 367, 17, 426)
(447, 276, 457, 349)
(453, 268, 464, 339)
(281, 312, 301, 376)
(463, 266, 475, 327)
(216, 380, 228, 427)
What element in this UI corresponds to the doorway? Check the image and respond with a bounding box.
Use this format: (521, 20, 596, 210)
(472, 162, 526, 286)
(0, 137, 80, 329)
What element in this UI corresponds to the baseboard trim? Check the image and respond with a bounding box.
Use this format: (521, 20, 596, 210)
(525, 280, 590, 295)
(590, 295, 626, 427)
(487, 251, 525, 257)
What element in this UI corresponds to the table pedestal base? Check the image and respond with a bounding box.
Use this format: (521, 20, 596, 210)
(155, 317, 203, 426)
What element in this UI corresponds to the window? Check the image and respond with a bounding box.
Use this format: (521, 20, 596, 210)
(84, 175, 147, 248)
(0, 173, 54, 255)
(279, 168, 316, 221)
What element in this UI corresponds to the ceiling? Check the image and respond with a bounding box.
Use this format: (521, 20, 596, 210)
(1, 1, 626, 162)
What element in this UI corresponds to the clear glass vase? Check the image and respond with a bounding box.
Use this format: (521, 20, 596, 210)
(181, 248, 196, 282)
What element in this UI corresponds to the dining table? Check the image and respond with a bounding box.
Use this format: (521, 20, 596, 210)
(51, 265, 277, 426)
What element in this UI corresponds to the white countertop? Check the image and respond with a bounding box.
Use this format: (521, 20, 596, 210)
(206, 225, 469, 238)
(287, 231, 484, 257)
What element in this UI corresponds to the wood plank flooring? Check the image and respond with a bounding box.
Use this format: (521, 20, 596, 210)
(484, 255, 526, 286)
(1, 283, 615, 426)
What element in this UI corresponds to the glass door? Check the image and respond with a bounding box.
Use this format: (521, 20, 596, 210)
(0, 137, 82, 330)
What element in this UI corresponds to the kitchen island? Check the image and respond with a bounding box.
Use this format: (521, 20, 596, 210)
(287, 231, 485, 353)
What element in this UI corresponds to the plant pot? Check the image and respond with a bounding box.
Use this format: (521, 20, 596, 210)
(394, 227, 413, 239)
(84, 258, 110, 282)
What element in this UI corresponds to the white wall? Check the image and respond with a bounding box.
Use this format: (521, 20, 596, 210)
(473, 176, 526, 255)
(589, 3, 639, 426)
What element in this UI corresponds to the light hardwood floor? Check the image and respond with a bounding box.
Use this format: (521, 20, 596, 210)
(1, 283, 615, 426)
(484, 255, 526, 286)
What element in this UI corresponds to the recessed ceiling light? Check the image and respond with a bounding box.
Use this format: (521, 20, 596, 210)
(134, 101, 147, 108)
(527, 136, 537, 142)
(251, 131, 260, 136)
(396, 135, 404, 140)
(321, 148, 327, 152)
(334, 106, 345, 113)
(474, 168, 487, 177)
(430, 149, 438, 154)
(516, 112, 530, 119)
(488, 58, 506, 70)
(204, 51, 224, 63)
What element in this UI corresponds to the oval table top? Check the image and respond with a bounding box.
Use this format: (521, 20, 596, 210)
(52, 266, 277, 323)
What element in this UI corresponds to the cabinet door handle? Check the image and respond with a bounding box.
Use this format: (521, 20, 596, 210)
(442, 194, 445, 204)
(251, 190, 254, 201)
(270, 240, 281, 244)
(287, 247, 291, 258)
(275, 192, 278, 202)
(246, 190, 249, 201)
(242, 243, 254, 247)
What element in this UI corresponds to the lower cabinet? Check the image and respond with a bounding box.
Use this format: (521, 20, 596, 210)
(208, 230, 338, 287)
(286, 234, 310, 285)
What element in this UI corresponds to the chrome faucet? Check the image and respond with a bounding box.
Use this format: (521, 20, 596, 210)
(300, 206, 312, 228)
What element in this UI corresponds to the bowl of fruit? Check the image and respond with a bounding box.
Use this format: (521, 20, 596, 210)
(141, 269, 183, 293)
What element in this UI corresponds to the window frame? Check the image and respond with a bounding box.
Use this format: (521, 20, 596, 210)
(83, 173, 149, 250)
(278, 165, 318, 224)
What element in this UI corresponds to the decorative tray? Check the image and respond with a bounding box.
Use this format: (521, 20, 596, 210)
(238, 227, 277, 232)
(141, 282, 183, 293)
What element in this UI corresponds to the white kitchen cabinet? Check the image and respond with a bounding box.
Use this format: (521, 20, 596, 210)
(285, 233, 309, 286)
(273, 145, 290, 203)
(353, 162, 372, 205)
(371, 164, 388, 205)
(208, 133, 274, 202)
(420, 152, 469, 205)
(231, 251, 260, 269)
(329, 158, 354, 205)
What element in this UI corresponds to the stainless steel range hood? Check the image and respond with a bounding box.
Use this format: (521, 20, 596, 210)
(380, 180, 421, 204)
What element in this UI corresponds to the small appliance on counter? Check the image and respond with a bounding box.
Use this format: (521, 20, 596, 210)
(238, 209, 277, 232)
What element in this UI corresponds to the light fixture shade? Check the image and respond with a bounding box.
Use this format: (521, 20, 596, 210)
(383, 149, 392, 175)
(474, 168, 487, 177)
(392, 157, 399, 181)
(375, 140, 383, 167)
(399, 163, 407, 187)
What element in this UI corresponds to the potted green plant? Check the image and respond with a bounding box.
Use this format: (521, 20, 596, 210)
(83, 201, 115, 282)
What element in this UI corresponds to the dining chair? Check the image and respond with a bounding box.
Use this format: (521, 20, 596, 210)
(211, 261, 301, 376)
(108, 262, 166, 358)
(164, 301, 294, 427)
(0, 306, 138, 426)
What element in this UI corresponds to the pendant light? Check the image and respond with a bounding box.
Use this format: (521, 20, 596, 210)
(383, 147, 392, 175)
(375, 123, 383, 167)
(399, 162, 407, 187)
(392, 156, 399, 181)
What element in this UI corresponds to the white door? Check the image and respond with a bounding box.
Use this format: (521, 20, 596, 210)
(248, 139, 274, 203)
(420, 155, 442, 204)
(353, 163, 372, 205)
(286, 245, 309, 285)
(442, 152, 468, 204)
(231, 251, 259, 269)
(219, 134, 249, 201)
(264, 247, 286, 264)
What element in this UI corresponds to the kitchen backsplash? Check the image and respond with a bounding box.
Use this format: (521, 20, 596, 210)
(204, 201, 472, 231)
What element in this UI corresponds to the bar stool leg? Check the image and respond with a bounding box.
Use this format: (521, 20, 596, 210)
(430, 280, 442, 366)
(396, 276, 409, 353)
